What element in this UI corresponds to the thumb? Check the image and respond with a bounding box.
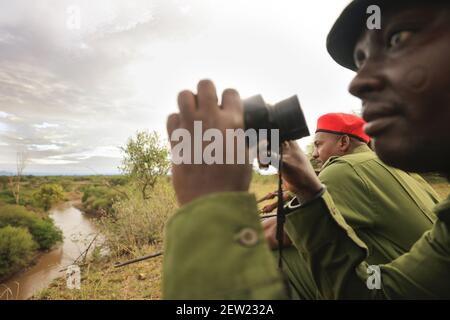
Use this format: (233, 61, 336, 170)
(167, 113, 181, 148)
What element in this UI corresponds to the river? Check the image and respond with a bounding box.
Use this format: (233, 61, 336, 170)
(0, 202, 100, 300)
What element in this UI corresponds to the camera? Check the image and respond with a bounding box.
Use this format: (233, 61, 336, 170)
(242, 94, 310, 142)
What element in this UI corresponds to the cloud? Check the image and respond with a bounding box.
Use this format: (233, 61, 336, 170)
(28, 144, 61, 151)
(30, 158, 78, 165)
(0, 111, 12, 118)
(34, 122, 60, 129)
(0, 0, 360, 174)
(0, 122, 10, 133)
(49, 145, 122, 161)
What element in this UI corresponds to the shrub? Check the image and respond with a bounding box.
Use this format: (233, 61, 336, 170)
(0, 226, 37, 279)
(96, 181, 176, 257)
(109, 176, 129, 186)
(59, 179, 73, 192)
(0, 205, 62, 250)
(0, 190, 15, 205)
(81, 186, 123, 215)
(29, 218, 63, 250)
(33, 184, 65, 211)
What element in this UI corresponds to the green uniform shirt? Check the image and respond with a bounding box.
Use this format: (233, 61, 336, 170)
(162, 158, 450, 300)
(275, 145, 440, 299)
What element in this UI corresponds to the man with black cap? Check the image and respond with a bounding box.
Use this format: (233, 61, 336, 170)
(163, 0, 450, 299)
(262, 113, 440, 299)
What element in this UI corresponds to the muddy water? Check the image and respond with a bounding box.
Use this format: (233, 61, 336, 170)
(0, 202, 100, 300)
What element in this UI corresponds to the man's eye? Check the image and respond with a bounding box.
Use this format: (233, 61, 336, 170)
(354, 50, 366, 69)
(388, 30, 414, 48)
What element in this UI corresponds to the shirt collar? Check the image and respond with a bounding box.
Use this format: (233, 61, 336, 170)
(351, 144, 372, 154)
(320, 144, 372, 170)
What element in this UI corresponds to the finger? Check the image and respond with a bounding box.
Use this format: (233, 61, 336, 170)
(288, 140, 301, 151)
(281, 141, 290, 152)
(221, 88, 242, 113)
(197, 79, 219, 113)
(177, 90, 197, 124)
(166, 113, 181, 148)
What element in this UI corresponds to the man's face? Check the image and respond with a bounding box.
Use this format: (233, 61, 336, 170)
(312, 132, 344, 167)
(349, 4, 450, 173)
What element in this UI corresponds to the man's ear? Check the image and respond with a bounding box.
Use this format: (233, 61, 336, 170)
(339, 135, 351, 151)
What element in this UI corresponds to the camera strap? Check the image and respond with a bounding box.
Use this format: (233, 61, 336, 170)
(276, 147, 285, 269)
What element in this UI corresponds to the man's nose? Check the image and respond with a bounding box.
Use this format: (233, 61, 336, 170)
(312, 148, 319, 159)
(348, 63, 385, 100)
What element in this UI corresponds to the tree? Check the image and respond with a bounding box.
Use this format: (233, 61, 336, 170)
(0, 176, 8, 190)
(33, 184, 65, 211)
(120, 131, 170, 199)
(0, 225, 37, 279)
(0, 205, 62, 250)
(8, 152, 28, 205)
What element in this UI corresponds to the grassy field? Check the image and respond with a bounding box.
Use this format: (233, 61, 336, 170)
(34, 174, 277, 300)
(36, 243, 163, 300)
(33, 173, 449, 300)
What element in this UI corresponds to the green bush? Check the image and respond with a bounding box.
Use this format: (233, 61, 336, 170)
(0, 205, 62, 250)
(81, 186, 123, 215)
(59, 179, 73, 192)
(0, 225, 37, 279)
(0, 176, 9, 190)
(91, 198, 110, 211)
(97, 181, 176, 257)
(28, 218, 63, 250)
(110, 176, 129, 186)
(33, 184, 65, 211)
(0, 190, 15, 205)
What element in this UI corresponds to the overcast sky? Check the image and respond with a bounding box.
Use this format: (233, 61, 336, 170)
(0, 0, 360, 175)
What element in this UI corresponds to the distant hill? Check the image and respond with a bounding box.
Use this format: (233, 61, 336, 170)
(0, 171, 12, 176)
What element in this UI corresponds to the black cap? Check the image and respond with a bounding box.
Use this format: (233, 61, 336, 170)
(326, 0, 446, 70)
(326, 0, 385, 71)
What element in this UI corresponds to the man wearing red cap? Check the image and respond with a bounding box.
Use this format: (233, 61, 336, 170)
(313, 113, 371, 167)
(262, 112, 440, 299)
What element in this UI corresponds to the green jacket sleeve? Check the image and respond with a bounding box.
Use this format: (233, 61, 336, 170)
(285, 191, 450, 299)
(162, 192, 288, 299)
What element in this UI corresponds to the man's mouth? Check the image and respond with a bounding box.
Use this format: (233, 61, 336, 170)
(363, 116, 400, 137)
(362, 103, 402, 137)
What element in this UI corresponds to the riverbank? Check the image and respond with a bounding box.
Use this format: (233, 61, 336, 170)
(35, 243, 163, 300)
(33, 176, 450, 300)
(29, 176, 287, 300)
(0, 202, 99, 300)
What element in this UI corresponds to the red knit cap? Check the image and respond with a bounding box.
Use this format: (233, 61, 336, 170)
(316, 113, 370, 143)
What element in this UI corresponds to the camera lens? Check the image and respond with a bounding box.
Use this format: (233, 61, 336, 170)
(242, 94, 310, 142)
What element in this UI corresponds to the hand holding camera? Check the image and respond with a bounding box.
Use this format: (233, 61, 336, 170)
(166, 80, 252, 206)
(167, 79, 322, 206)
